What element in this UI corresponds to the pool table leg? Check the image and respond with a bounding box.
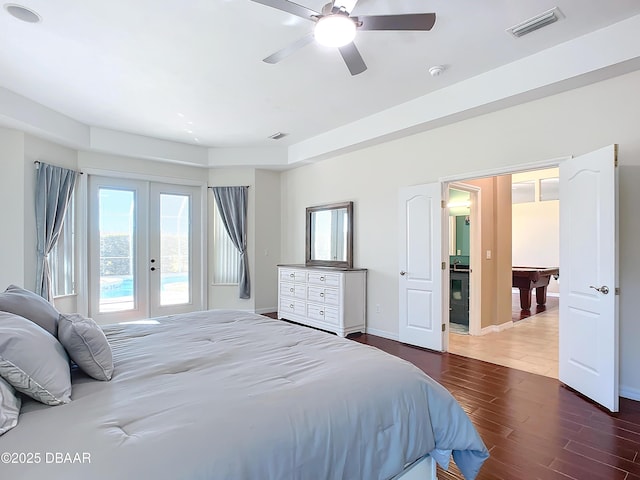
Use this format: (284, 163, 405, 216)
(518, 288, 532, 311)
(536, 286, 548, 306)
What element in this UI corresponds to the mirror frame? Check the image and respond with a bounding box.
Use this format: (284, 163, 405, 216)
(305, 201, 353, 269)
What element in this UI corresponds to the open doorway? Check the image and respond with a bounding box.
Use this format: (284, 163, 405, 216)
(445, 168, 560, 379)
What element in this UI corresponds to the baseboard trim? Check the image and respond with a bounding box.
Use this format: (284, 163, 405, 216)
(620, 385, 640, 402)
(255, 307, 277, 315)
(365, 327, 399, 341)
(480, 320, 513, 335)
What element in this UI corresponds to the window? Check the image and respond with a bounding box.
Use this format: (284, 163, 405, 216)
(50, 195, 75, 296)
(512, 180, 535, 204)
(539, 177, 559, 201)
(212, 200, 240, 284)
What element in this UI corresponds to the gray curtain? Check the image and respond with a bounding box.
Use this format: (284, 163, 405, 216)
(211, 186, 250, 299)
(35, 162, 79, 302)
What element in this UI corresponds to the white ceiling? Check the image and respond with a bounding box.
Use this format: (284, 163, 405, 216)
(1, 0, 640, 158)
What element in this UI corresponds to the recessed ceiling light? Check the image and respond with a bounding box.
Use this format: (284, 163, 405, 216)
(4, 4, 41, 23)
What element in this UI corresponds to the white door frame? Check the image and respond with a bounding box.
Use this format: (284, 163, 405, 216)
(77, 168, 208, 320)
(440, 156, 570, 345)
(446, 182, 482, 339)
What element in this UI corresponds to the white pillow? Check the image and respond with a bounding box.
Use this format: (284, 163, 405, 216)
(0, 312, 72, 406)
(0, 376, 21, 436)
(58, 313, 114, 381)
(0, 284, 60, 336)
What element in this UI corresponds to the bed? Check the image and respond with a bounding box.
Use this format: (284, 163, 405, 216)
(0, 309, 488, 479)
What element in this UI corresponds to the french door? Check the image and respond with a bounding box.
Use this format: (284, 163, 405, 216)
(88, 176, 203, 323)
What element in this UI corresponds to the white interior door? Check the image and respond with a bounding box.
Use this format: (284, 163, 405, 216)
(398, 183, 444, 351)
(89, 176, 203, 323)
(559, 144, 619, 412)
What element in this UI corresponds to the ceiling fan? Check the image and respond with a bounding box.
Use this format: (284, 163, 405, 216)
(250, 0, 436, 75)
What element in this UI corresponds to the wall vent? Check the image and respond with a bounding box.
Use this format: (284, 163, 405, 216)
(268, 132, 287, 140)
(506, 7, 564, 38)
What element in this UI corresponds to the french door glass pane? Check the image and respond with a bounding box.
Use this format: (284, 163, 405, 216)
(99, 188, 135, 313)
(160, 193, 190, 306)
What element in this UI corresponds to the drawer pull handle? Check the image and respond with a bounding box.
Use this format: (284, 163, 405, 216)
(289, 273, 294, 278)
(320, 276, 325, 281)
(320, 292, 324, 297)
(319, 310, 324, 316)
(289, 304, 294, 308)
(290, 288, 294, 293)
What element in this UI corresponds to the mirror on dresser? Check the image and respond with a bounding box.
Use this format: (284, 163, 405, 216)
(305, 201, 353, 269)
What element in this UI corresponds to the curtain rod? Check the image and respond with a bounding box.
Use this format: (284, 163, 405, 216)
(34, 160, 84, 175)
(207, 185, 250, 189)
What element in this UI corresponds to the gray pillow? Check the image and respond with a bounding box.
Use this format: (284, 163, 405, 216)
(0, 312, 72, 405)
(0, 284, 60, 336)
(0, 376, 21, 436)
(58, 313, 113, 381)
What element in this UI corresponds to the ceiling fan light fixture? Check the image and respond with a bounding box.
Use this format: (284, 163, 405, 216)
(314, 14, 356, 48)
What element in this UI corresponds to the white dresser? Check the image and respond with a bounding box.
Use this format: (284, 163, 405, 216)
(277, 265, 367, 337)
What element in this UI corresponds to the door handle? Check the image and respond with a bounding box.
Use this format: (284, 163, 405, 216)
(589, 285, 609, 295)
(150, 267, 156, 272)
(400, 271, 406, 276)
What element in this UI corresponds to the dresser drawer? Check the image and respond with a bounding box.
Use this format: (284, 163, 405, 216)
(280, 282, 306, 300)
(307, 285, 340, 306)
(307, 272, 340, 287)
(307, 304, 339, 325)
(280, 269, 306, 283)
(279, 299, 306, 316)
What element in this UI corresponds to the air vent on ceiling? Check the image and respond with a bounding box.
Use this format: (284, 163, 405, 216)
(506, 7, 564, 38)
(268, 132, 287, 140)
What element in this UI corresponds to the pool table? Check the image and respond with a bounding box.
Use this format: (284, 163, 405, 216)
(512, 267, 559, 311)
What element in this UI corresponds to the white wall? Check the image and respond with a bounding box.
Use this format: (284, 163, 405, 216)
(0, 128, 25, 291)
(280, 69, 640, 397)
(254, 169, 281, 313)
(512, 168, 560, 294)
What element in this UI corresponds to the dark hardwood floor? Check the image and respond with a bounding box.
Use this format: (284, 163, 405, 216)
(353, 333, 640, 480)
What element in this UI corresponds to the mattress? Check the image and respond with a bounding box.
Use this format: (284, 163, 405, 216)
(0, 310, 488, 479)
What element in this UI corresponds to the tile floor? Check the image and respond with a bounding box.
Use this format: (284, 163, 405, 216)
(448, 297, 559, 379)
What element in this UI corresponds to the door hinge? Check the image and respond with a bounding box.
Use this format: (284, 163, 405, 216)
(442, 324, 446, 332)
(615, 287, 620, 296)
(442, 261, 446, 270)
(614, 144, 619, 167)
(441, 200, 446, 208)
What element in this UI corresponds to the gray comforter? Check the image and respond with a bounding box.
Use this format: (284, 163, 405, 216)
(0, 310, 488, 479)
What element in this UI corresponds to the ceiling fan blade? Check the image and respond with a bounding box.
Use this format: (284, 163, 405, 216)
(263, 33, 315, 64)
(249, 0, 319, 21)
(356, 13, 436, 31)
(338, 42, 367, 76)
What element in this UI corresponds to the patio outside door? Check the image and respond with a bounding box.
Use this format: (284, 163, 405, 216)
(88, 176, 203, 323)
